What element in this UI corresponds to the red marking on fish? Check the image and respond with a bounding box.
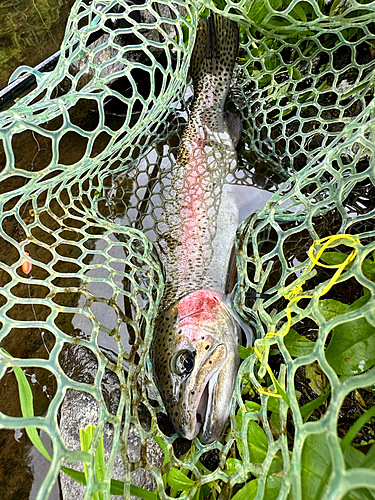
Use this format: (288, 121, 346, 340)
(178, 290, 221, 320)
(177, 290, 221, 345)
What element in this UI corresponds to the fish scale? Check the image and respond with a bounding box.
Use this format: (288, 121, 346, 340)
(151, 12, 245, 444)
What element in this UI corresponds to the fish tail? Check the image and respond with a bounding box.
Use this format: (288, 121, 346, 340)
(190, 12, 239, 100)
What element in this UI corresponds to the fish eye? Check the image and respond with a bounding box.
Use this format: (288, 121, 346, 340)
(174, 351, 195, 375)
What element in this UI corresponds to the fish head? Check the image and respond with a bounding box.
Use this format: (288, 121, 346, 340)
(151, 289, 241, 444)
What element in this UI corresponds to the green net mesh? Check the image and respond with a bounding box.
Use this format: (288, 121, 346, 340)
(1, 0, 375, 498)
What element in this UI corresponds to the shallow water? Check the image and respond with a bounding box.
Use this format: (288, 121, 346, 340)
(0, 0, 76, 90)
(0, 2, 76, 497)
(0, 106, 273, 499)
(0, 7, 274, 497)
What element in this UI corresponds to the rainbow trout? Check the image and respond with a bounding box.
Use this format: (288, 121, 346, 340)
(150, 13, 244, 444)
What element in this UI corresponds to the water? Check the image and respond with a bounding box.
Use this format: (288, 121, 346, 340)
(0, 0, 76, 91)
(0, 108, 273, 499)
(0, 2, 75, 498)
(0, 8, 274, 498)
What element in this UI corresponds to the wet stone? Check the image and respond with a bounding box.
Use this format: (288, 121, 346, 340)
(59, 389, 123, 499)
(59, 347, 163, 499)
(127, 424, 164, 468)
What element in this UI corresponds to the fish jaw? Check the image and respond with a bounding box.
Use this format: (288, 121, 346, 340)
(177, 293, 241, 442)
(182, 334, 240, 444)
(151, 289, 241, 443)
(200, 339, 239, 444)
(176, 341, 227, 440)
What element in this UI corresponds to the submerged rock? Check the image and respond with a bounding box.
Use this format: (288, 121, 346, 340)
(59, 345, 163, 500)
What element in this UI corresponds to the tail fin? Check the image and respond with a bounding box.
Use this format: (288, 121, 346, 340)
(190, 12, 239, 94)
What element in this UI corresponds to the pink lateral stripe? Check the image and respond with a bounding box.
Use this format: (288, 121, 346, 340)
(177, 131, 210, 280)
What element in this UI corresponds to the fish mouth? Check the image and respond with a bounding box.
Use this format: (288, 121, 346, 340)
(178, 345, 225, 442)
(174, 342, 238, 443)
(192, 339, 239, 444)
(197, 371, 221, 444)
(194, 365, 222, 443)
(196, 366, 221, 427)
(172, 299, 242, 443)
(196, 379, 210, 427)
(196, 367, 221, 429)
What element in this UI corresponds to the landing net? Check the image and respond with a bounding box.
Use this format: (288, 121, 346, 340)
(1, 0, 375, 499)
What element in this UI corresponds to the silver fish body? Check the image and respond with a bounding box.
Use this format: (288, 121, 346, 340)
(151, 13, 244, 444)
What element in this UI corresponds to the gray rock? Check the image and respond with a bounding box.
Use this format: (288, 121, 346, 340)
(59, 346, 164, 500)
(69, 2, 187, 90)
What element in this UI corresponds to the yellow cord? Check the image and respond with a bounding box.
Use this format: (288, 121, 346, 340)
(253, 234, 359, 398)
